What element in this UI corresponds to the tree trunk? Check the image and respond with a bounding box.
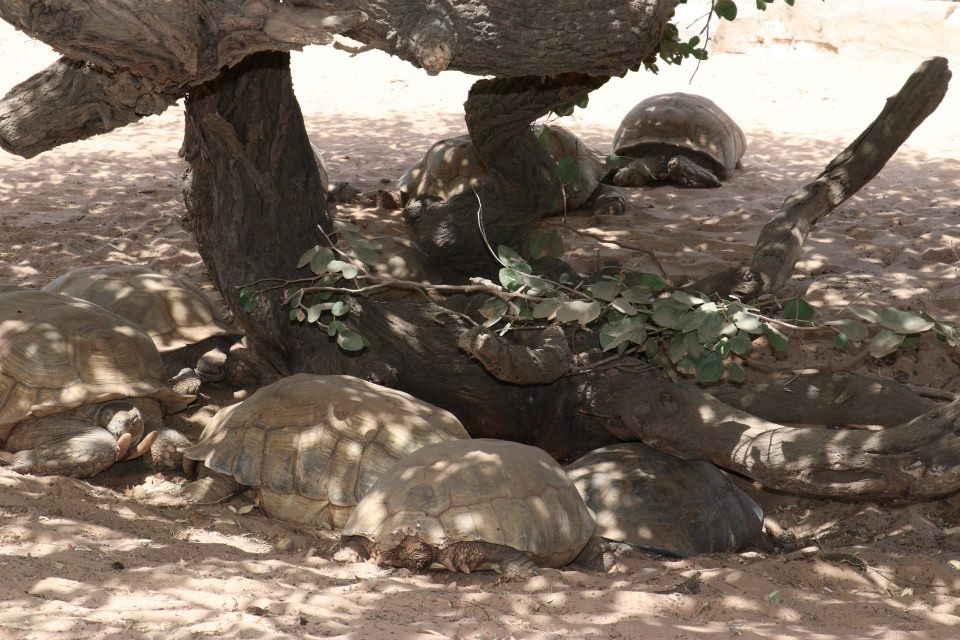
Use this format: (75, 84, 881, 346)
(0, 0, 679, 157)
(405, 73, 608, 274)
(182, 51, 960, 502)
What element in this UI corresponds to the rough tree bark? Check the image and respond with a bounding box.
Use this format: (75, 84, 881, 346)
(0, 0, 679, 157)
(404, 73, 608, 274)
(181, 51, 960, 501)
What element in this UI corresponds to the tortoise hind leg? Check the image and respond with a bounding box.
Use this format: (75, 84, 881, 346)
(2, 417, 125, 478)
(666, 156, 721, 188)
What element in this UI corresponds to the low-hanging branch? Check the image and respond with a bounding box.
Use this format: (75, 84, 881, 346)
(694, 56, 951, 299)
(0, 0, 680, 157)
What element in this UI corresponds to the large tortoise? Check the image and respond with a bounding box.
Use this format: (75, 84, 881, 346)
(43, 265, 241, 385)
(398, 124, 627, 217)
(179, 373, 470, 529)
(0, 288, 195, 478)
(611, 92, 746, 189)
(566, 443, 763, 557)
(339, 438, 603, 578)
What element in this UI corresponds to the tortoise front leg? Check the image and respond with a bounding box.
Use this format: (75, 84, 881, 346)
(666, 156, 721, 188)
(2, 417, 127, 478)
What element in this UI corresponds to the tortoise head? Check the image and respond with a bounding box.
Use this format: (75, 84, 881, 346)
(95, 401, 145, 445)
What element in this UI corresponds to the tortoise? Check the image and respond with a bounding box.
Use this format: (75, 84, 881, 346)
(339, 438, 604, 578)
(610, 92, 746, 189)
(0, 288, 195, 478)
(398, 124, 627, 217)
(565, 443, 763, 557)
(310, 142, 359, 203)
(43, 265, 242, 387)
(178, 373, 470, 529)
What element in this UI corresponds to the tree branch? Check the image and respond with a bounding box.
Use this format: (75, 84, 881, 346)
(694, 56, 951, 298)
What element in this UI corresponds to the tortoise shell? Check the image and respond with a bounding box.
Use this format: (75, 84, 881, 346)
(612, 92, 746, 180)
(399, 125, 609, 211)
(0, 288, 191, 441)
(43, 264, 237, 353)
(342, 438, 596, 568)
(566, 443, 763, 557)
(183, 373, 470, 529)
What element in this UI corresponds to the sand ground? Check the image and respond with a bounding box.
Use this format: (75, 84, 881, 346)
(2, 2, 960, 638)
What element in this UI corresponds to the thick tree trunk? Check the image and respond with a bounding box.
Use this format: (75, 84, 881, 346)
(182, 51, 960, 501)
(0, 0, 679, 157)
(405, 73, 608, 274)
(694, 57, 951, 298)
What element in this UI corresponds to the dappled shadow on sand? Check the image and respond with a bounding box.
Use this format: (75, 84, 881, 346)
(3, 464, 960, 639)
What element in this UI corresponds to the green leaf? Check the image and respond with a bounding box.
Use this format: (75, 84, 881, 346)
(784, 297, 816, 322)
(478, 298, 509, 327)
(667, 333, 687, 363)
(286, 287, 304, 308)
(599, 317, 647, 352)
(733, 310, 764, 334)
(238, 287, 257, 313)
(537, 126, 551, 147)
(869, 329, 905, 358)
(496, 245, 531, 272)
(902, 333, 922, 349)
(848, 305, 879, 324)
(696, 353, 725, 383)
(331, 301, 349, 317)
(640, 274, 671, 293)
(825, 319, 869, 342)
(610, 298, 639, 316)
(530, 297, 563, 320)
(644, 339, 659, 360)
(682, 331, 706, 361)
(697, 311, 727, 343)
(336, 328, 367, 352)
(289, 307, 305, 322)
(555, 300, 604, 326)
(591, 280, 621, 302)
(620, 286, 653, 304)
(327, 260, 359, 279)
(714, 0, 738, 21)
(651, 298, 689, 329)
(728, 361, 747, 383)
(834, 333, 849, 349)
(672, 290, 706, 307)
(310, 247, 337, 275)
(557, 156, 581, 187)
(327, 320, 345, 336)
(527, 229, 564, 260)
(730, 331, 753, 355)
(875, 308, 934, 334)
(606, 153, 621, 172)
(306, 304, 328, 323)
(763, 324, 789, 352)
(679, 309, 708, 333)
(297, 245, 320, 269)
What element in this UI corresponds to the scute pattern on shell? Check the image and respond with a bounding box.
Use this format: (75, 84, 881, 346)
(566, 443, 763, 557)
(43, 264, 236, 352)
(183, 373, 469, 528)
(612, 92, 746, 179)
(0, 288, 187, 439)
(399, 125, 608, 211)
(342, 439, 596, 568)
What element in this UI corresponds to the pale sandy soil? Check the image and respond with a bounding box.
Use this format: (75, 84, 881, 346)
(3, 2, 960, 638)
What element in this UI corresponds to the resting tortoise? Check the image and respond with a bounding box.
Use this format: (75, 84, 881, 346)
(43, 265, 241, 386)
(0, 288, 195, 478)
(611, 92, 746, 188)
(339, 438, 604, 578)
(565, 443, 763, 557)
(179, 373, 469, 529)
(310, 142, 359, 203)
(398, 124, 627, 217)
